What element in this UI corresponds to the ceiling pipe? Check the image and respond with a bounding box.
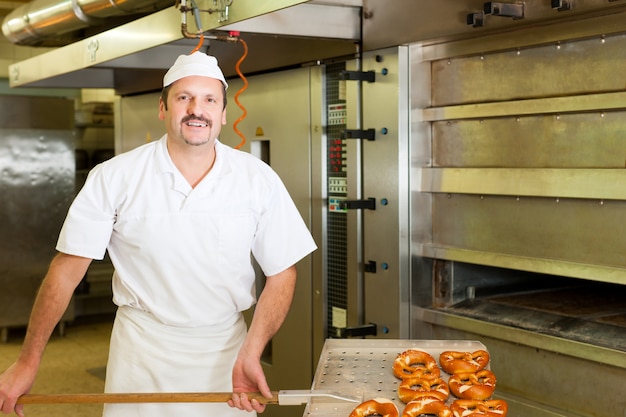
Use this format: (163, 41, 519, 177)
(179, 0, 237, 42)
(2, 0, 174, 46)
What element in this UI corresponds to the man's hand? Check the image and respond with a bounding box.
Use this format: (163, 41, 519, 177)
(227, 265, 297, 413)
(228, 352, 271, 413)
(0, 361, 37, 416)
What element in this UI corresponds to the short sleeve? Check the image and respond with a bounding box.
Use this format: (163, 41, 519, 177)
(56, 165, 116, 260)
(250, 173, 317, 277)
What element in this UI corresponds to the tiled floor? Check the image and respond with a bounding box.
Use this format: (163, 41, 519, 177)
(0, 317, 112, 417)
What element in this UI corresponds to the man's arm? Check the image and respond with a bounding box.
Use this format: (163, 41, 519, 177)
(0, 253, 92, 416)
(229, 265, 297, 413)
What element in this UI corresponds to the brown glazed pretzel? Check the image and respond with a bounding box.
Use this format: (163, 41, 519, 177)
(451, 399, 508, 417)
(401, 396, 452, 417)
(448, 370, 497, 400)
(439, 350, 490, 374)
(349, 398, 399, 417)
(398, 377, 449, 403)
(393, 350, 440, 380)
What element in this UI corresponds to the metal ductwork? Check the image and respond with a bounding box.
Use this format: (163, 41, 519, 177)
(2, 0, 175, 46)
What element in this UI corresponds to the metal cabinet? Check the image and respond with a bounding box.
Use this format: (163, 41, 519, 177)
(0, 96, 76, 342)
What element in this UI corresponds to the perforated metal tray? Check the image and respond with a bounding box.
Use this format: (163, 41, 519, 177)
(304, 339, 489, 417)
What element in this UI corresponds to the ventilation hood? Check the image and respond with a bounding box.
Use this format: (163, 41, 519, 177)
(2, 0, 176, 46)
(7, 0, 361, 94)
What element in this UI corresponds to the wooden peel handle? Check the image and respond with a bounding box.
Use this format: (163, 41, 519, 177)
(18, 391, 280, 405)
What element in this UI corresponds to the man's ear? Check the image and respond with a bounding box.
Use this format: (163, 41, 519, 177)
(158, 98, 166, 120)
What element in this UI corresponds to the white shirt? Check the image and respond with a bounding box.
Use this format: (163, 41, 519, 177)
(57, 136, 317, 327)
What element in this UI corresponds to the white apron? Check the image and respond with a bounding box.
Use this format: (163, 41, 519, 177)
(103, 306, 253, 417)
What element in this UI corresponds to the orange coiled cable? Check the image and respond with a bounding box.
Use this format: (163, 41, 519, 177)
(232, 37, 248, 150)
(190, 32, 204, 53)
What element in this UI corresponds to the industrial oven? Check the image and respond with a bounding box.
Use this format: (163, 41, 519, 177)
(411, 14, 626, 417)
(408, 33, 626, 416)
(330, 2, 626, 416)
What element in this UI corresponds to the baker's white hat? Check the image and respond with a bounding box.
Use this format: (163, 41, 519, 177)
(163, 52, 228, 89)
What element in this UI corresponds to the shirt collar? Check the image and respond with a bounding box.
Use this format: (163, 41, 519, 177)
(154, 135, 232, 180)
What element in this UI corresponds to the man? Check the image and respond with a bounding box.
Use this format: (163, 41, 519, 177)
(0, 52, 317, 417)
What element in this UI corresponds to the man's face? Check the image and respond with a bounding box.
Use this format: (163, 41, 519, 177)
(159, 75, 227, 148)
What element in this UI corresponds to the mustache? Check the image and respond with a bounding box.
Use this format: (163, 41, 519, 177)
(181, 115, 212, 126)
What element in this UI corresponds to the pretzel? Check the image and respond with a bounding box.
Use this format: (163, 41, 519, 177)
(393, 350, 440, 380)
(401, 396, 452, 417)
(439, 350, 490, 374)
(448, 370, 496, 400)
(398, 377, 449, 403)
(451, 399, 508, 417)
(349, 398, 399, 417)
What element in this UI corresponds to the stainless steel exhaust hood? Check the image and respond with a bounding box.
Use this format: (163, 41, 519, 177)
(7, 0, 362, 94)
(2, 0, 176, 46)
